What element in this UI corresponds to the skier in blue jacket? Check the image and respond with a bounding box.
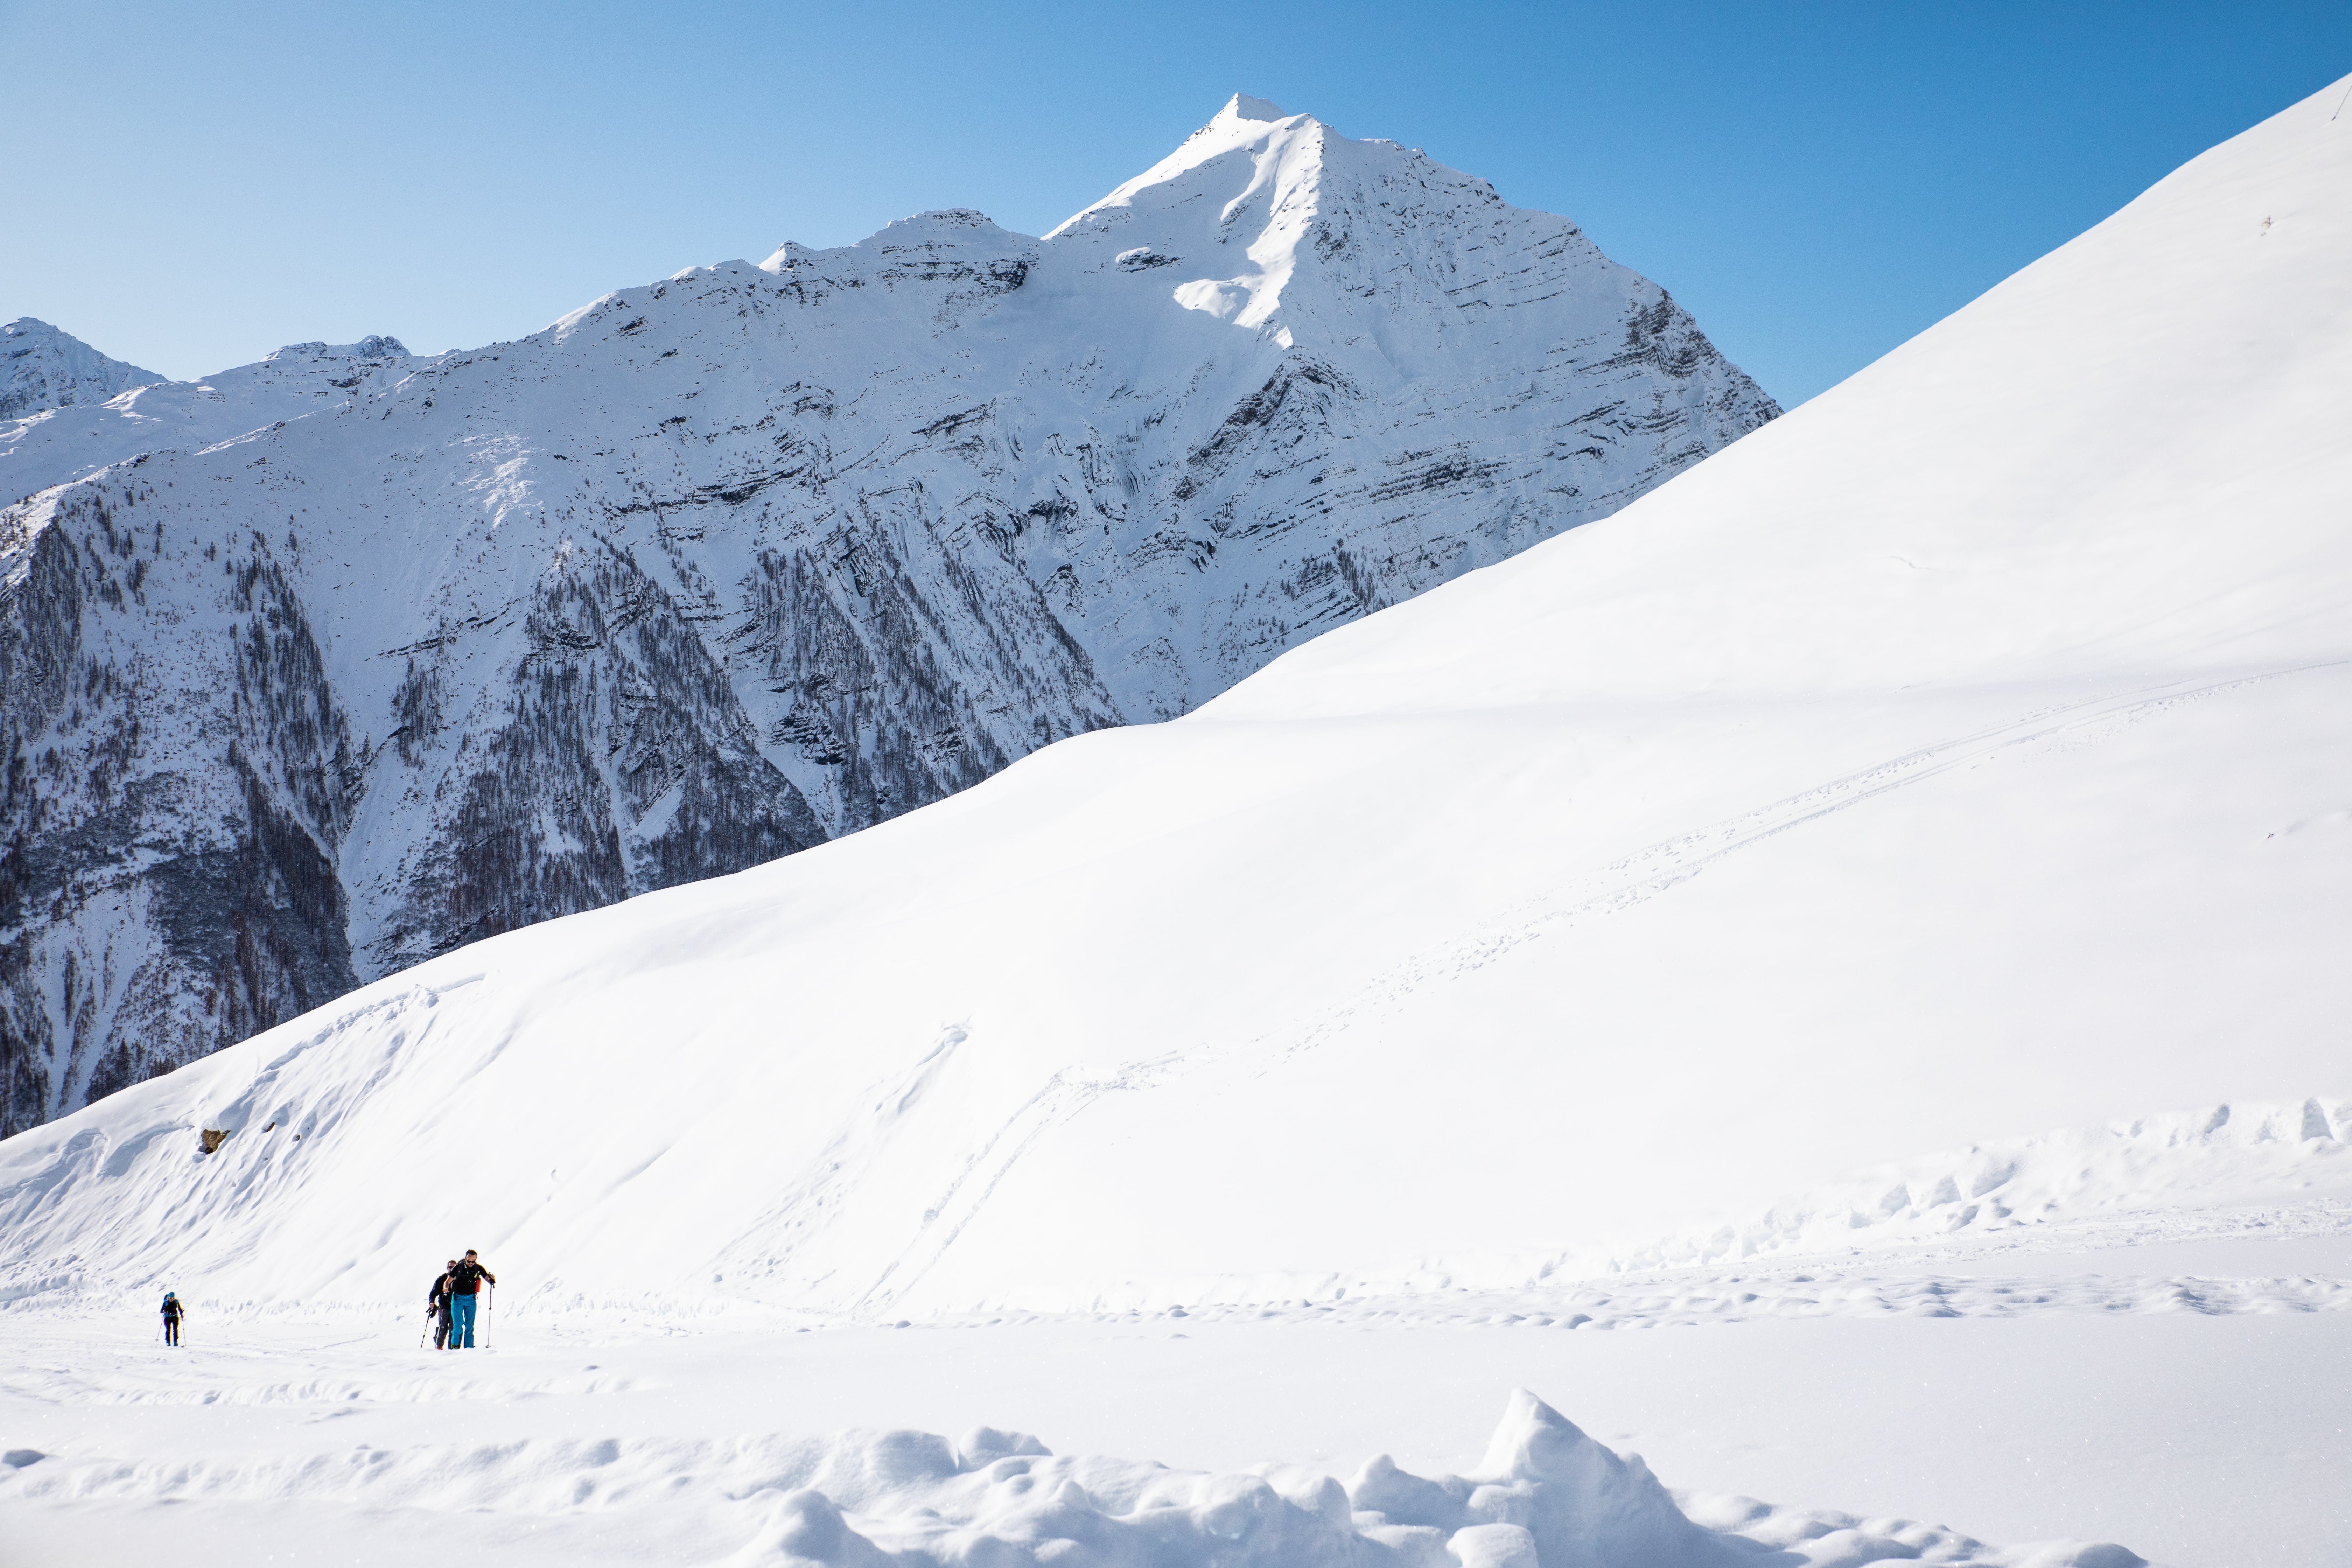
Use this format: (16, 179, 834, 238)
(444, 1251, 496, 1348)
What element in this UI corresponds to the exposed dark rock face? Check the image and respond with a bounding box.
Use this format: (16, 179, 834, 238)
(0, 484, 358, 1130)
(0, 100, 1778, 1129)
(367, 546, 830, 973)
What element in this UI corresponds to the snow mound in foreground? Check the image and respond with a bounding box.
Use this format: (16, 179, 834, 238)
(700, 1391, 2152, 1567)
(1, 1387, 2140, 1568)
(729, 1391, 1724, 1568)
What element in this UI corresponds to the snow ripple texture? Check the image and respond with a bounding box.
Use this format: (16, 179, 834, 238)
(0, 96, 1774, 1129)
(0, 1389, 2143, 1568)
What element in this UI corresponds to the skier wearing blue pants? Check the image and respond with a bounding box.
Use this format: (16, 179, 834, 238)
(444, 1250, 496, 1348)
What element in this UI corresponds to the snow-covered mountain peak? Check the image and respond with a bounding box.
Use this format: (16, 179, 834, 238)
(1048, 96, 1327, 241)
(1040, 99, 1629, 377)
(262, 335, 410, 362)
(855, 207, 1014, 248)
(0, 98, 1772, 1130)
(755, 209, 1035, 302)
(0, 316, 164, 421)
(1, 327, 418, 505)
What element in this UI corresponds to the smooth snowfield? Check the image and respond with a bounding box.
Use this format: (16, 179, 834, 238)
(27, 1224, 2342, 1567)
(4, 72, 2352, 1568)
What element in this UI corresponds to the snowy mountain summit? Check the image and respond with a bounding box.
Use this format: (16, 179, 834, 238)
(0, 318, 163, 422)
(0, 99, 1774, 1128)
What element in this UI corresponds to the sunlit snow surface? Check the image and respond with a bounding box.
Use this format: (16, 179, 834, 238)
(5, 77, 2352, 1568)
(7, 1228, 2347, 1566)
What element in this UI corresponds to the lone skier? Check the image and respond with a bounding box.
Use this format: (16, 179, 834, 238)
(427, 1260, 456, 1349)
(444, 1250, 496, 1349)
(161, 1290, 183, 1346)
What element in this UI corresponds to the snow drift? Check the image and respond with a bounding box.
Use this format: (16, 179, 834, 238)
(1, 79, 2348, 1318)
(0, 1385, 2146, 1568)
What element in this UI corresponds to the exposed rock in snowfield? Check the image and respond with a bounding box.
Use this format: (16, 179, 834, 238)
(0, 97, 1774, 1129)
(0, 318, 163, 423)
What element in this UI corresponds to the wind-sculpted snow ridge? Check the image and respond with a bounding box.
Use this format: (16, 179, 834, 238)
(0, 96, 1774, 1128)
(0, 318, 163, 425)
(0, 1387, 2146, 1568)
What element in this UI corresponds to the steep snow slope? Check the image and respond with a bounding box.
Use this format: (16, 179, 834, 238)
(2, 78, 2344, 1319)
(0, 335, 412, 505)
(0, 97, 1772, 1129)
(0, 318, 161, 425)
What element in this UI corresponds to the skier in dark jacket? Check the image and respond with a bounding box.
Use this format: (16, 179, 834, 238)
(161, 1290, 183, 1346)
(427, 1261, 456, 1349)
(445, 1250, 496, 1349)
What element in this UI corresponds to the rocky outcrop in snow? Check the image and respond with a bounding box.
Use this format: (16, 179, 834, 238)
(0, 318, 162, 424)
(0, 98, 1773, 1129)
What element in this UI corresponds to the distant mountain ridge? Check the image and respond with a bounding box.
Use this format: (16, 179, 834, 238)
(2, 334, 412, 506)
(0, 96, 1776, 1129)
(0, 318, 163, 424)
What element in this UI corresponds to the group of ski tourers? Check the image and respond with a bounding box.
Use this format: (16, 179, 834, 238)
(425, 1250, 498, 1348)
(153, 1252, 497, 1350)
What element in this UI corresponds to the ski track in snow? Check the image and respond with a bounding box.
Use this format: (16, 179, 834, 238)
(1244, 659, 2346, 1081)
(805, 661, 2346, 1318)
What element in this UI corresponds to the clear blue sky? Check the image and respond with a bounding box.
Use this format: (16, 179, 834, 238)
(5, 1, 2347, 406)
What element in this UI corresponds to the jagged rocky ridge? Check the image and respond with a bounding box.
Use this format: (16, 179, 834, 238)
(0, 96, 1774, 1130)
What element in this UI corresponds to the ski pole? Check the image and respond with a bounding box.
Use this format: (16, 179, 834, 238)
(484, 1282, 493, 1347)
